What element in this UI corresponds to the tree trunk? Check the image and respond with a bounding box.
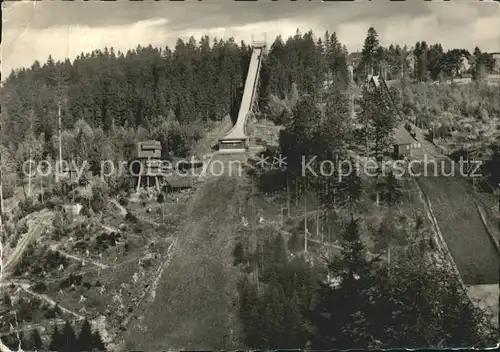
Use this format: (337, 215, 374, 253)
(286, 174, 291, 217)
(58, 100, 63, 178)
(0, 166, 3, 216)
(40, 177, 44, 204)
(28, 147, 32, 199)
(316, 208, 320, 239)
(304, 193, 307, 253)
(365, 127, 370, 158)
(295, 175, 299, 207)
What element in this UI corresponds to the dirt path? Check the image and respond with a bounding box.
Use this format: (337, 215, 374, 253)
(12, 282, 84, 320)
(3, 213, 53, 277)
(109, 199, 127, 217)
(100, 223, 144, 240)
(49, 244, 110, 269)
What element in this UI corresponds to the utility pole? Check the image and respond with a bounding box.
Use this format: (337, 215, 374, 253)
(251, 186, 259, 288)
(58, 100, 63, 175)
(27, 119, 34, 199)
(0, 150, 3, 221)
(316, 208, 320, 239)
(52, 67, 68, 179)
(28, 146, 32, 198)
(0, 165, 3, 219)
(304, 192, 307, 253)
(0, 119, 4, 284)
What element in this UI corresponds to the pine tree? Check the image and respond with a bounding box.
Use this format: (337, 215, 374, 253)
(384, 171, 402, 206)
(78, 318, 94, 352)
(262, 280, 286, 348)
(49, 324, 62, 352)
(18, 331, 30, 351)
(338, 163, 362, 211)
(91, 330, 106, 351)
(309, 218, 375, 349)
(360, 27, 380, 77)
(337, 218, 368, 281)
(282, 289, 306, 349)
(60, 320, 77, 352)
(30, 329, 43, 351)
(238, 276, 261, 347)
(3, 293, 11, 306)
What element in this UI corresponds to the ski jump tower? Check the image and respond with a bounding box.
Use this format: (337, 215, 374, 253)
(218, 35, 266, 153)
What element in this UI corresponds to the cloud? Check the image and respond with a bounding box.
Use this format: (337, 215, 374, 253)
(2, 1, 499, 76)
(3, 18, 171, 74)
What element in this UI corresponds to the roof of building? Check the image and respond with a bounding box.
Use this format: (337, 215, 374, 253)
(394, 124, 415, 145)
(138, 140, 161, 147)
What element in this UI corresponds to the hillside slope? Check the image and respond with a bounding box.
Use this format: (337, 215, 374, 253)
(418, 176, 499, 285)
(123, 176, 251, 350)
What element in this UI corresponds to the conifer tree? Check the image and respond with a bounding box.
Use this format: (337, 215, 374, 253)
(384, 171, 402, 206)
(338, 163, 362, 211)
(78, 318, 94, 352)
(91, 330, 106, 351)
(49, 324, 62, 352)
(360, 27, 380, 77)
(30, 329, 43, 351)
(18, 331, 30, 351)
(237, 275, 261, 347)
(60, 320, 77, 352)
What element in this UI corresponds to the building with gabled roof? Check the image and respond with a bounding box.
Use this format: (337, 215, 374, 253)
(393, 124, 421, 159)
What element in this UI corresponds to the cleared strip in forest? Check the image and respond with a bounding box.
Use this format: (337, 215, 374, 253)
(417, 175, 499, 285)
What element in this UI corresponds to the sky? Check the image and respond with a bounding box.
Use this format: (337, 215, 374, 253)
(2, 0, 500, 76)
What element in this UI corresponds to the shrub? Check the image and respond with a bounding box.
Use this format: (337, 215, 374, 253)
(46, 196, 63, 210)
(109, 175, 132, 196)
(9, 233, 20, 247)
(90, 183, 107, 213)
(80, 203, 91, 217)
(125, 212, 138, 223)
(32, 281, 48, 293)
(157, 192, 165, 203)
(16, 220, 29, 235)
(19, 198, 43, 215)
(119, 196, 129, 207)
(78, 173, 89, 187)
(2, 181, 14, 199)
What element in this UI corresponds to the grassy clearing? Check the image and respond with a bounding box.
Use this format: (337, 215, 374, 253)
(248, 119, 283, 147)
(418, 176, 499, 285)
(192, 116, 233, 157)
(123, 176, 253, 350)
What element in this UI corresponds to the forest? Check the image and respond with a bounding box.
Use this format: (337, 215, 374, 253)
(1, 28, 498, 164)
(0, 317, 105, 352)
(1, 27, 499, 349)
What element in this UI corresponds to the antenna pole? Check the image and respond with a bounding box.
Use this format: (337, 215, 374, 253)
(58, 100, 63, 174)
(0, 119, 4, 284)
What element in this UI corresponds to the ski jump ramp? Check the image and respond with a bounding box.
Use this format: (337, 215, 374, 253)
(218, 42, 265, 153)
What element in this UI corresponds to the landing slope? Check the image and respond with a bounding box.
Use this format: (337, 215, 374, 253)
(418, 175, 499, 285)
(123, 176, 250, 350)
